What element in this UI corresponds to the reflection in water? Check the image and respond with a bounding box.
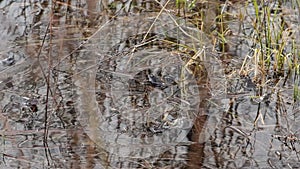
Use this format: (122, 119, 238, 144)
(0, 0, 105, 168)
(75, 8, 226, 167)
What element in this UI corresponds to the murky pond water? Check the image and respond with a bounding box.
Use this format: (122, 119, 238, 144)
(0, 0, 299, 168)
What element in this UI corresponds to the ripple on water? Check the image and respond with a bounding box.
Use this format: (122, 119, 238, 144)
(75, 12, 226, 166)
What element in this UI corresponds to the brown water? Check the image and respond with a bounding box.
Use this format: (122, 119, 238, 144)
(0, 0, 299, 169)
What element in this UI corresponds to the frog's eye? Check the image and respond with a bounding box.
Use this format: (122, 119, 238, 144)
(147, 74, 156, 82)
(148, 74, 155, 78)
